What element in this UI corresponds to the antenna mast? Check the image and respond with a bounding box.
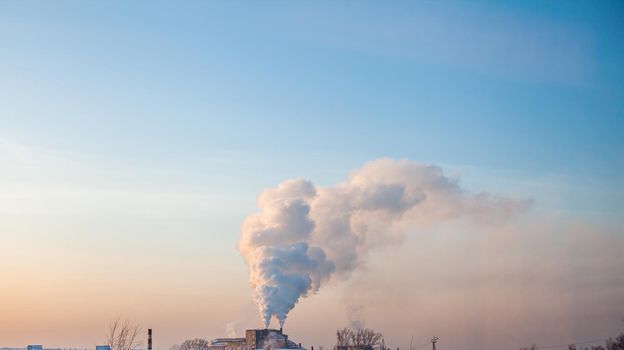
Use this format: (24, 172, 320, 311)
(431, 337, 439, 350)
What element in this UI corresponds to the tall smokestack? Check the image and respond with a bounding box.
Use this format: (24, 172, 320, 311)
(148, 329, 152, 350)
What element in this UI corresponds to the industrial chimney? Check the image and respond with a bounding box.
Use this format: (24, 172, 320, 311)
(148, 329, 152, 350)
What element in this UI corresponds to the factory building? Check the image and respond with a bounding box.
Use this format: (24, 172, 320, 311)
(208, 329, 304, 350)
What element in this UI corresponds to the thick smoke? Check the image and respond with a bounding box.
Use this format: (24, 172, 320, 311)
(262, 332, 288, 350)
(238, 158, 528, 327)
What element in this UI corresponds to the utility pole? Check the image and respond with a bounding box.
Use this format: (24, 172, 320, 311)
(431, 337, 438, 350)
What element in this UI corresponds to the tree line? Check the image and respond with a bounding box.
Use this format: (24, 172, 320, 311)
(103, 317, 623, 350)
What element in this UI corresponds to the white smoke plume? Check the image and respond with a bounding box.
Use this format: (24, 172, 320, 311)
(346, 304, 366, 329)
(262, 332, 288, 350)
(226, 320, 240, 337)
(238, 158, 529, 328)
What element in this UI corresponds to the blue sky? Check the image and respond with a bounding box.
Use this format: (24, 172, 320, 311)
(2, 1, 622, 176)
(2, 1, 622, 219)
(1, 1, 623, 349)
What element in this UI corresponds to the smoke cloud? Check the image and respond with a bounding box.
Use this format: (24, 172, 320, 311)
(346, 304, 366, 329)
(238, 158, 529, 327)
(262, 331, 288, 350)
(226, 320, 240, 338)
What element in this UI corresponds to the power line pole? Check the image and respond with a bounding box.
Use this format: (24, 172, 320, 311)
(431, 337, 438, 350)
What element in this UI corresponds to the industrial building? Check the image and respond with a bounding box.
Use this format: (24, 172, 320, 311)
(208, 329, 304, 350)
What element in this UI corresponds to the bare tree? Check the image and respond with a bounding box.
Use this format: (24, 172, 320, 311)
(567, 333, 624, 350)
(356, 329, 383, 347)
(336, 328, 384, 348)
(337, 329, 354, 346)
(107, 317, 142, 350)
(179, 339, 211, 350)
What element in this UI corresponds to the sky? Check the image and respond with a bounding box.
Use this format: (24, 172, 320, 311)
(0, 1, 623, 350)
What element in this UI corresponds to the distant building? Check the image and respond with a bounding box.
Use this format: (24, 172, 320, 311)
(209, 337, 247, 350)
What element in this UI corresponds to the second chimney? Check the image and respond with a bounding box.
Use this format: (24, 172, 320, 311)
(148, 329, 152, 350)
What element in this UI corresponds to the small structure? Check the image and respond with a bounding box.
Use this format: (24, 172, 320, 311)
(209, 338, 248, 350)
